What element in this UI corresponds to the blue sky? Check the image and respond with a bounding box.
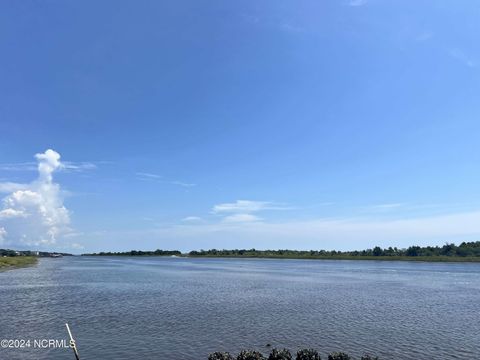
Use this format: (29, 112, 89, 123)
(1, 0, 480, 253)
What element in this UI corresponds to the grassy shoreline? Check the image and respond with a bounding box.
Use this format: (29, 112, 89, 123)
(0, 256, 38, 269)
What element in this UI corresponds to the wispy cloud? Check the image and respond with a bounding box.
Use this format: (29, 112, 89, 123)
(136, 172, 163, 180)
(136, 172, 195, 188)
(62, 162, 97, 172)
(449, 48, 476, 68)
(222, 213, 261, 223)
(0, 182, 28, 193)
(171, 181, 196, 188)
(365, 203, 405, 211)
(0, 160, 97, 172)
(181, 216, 203, 223)
(213, 200, 289, 214)
(0, 162, 37, 171)
(211, 200, 290, 223)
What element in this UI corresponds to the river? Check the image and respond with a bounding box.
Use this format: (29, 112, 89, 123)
(1, 256, 479, 359)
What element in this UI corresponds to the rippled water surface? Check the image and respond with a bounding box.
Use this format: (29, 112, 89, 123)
(1, 257, 480, 359)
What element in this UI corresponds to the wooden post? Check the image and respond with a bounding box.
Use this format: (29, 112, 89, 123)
(65, 323, 80, 360)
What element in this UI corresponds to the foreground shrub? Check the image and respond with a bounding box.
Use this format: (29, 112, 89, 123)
(268, 348, 292, 360)
(296, 349, 321, 360)
(237, 350, 265, 360)
(360, 355, 378, 360)
(209, 352, 235, 360)
(327, 353, 350, 360)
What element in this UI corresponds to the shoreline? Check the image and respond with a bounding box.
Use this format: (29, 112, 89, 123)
(0, 256, 38, 270)
(176, 255, 480, 262)
(84, 254, 480, 263)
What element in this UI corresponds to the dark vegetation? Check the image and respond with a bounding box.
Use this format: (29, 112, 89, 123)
(296, 349, 320, 360)
(189, 241, 480, 261)
(208, 349, 378, 360)
(83, 249, 182, 256)
(237, 350, 265, 360)
(83, 241, 480, 261)
(208, 353, 235, 360)
(328, 353, 350, 360)
(0, 249, 26, 257)
(5, 242, 479, 262)
(269, 348, 293, 360)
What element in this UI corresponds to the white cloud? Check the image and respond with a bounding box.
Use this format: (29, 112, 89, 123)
(35, 149, 62, 182)
(213, 200, 286, 213)
(0, 149, 72, 247)
(223, 214, 261, 223)
(0, 208, 27, 218)
(0, 182, 27, 193)
(212, 200, 289, 223)
(182, 216, 203, 223)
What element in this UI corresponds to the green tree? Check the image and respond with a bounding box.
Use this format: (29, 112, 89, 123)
(327, 353, 350, 360)
(209, 352, 234, 360)
(237, 350, 265, 360)
(296, 349, 321, 360)
(372, 246, 383, 256)
(268, 348, 292, 360)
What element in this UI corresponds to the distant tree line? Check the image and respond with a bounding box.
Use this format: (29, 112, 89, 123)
(209, 348, 378, 360)
(81, 241, 480, 260)
(0, 249, 20, 257)
(83, 249, 182, 256)
(189, 241, 480, 259)
(0, 249, 72, 257)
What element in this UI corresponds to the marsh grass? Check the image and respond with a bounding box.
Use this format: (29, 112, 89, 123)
(0, 256, 38, 269)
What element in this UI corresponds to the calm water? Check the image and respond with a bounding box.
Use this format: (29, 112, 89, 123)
(1, 257, 479, 360)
